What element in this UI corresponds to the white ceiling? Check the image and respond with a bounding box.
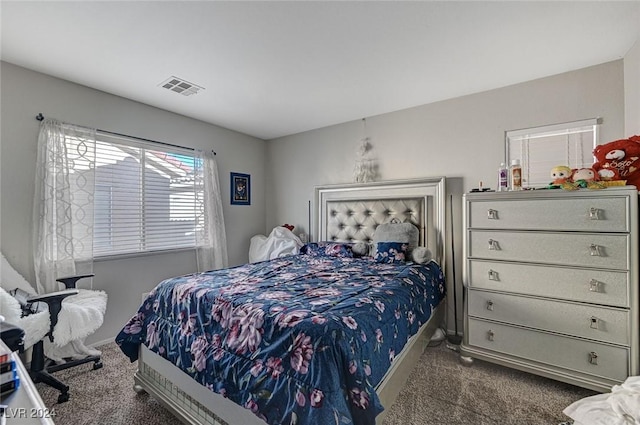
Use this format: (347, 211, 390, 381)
(2, 1, 639, 140)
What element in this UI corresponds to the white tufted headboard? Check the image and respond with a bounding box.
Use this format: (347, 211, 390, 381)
(315, 178, 446, 265)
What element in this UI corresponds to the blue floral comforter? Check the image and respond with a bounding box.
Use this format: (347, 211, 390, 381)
(116, 255, 445, 425)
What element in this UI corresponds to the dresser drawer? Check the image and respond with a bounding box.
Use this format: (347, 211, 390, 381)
(468, 290, 630, 345)
(467, 319, 629, 382)
(467, 260, 629, 307)
(468, 230, 629, 270)
(468, 197, 629, 232)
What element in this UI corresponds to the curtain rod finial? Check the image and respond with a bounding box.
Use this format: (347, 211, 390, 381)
(36, 113, 44, 121)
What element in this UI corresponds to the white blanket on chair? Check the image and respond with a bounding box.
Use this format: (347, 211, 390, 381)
(0, 287, 48, 348)
(52, 289, 107, 347)
(1, 253, 107, 362)
(0, 286, 107, 362)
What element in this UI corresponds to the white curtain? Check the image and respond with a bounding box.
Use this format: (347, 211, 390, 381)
(33, 119, 96, 294)
(194, 150, 228, 272)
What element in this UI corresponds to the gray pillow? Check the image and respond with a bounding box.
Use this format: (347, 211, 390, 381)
(373, 219, 419, 256)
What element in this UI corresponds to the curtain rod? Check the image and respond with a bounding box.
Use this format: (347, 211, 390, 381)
(35, 113, 216, 155)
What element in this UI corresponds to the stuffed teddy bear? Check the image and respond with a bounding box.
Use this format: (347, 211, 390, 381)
(593, 136, 640, 189)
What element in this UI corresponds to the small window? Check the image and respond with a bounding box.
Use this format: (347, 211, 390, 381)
(65, 131, 206, 257)
(506, 118, 601, 188)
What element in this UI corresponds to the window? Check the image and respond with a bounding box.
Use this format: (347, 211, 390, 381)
(68, 132, 205, 257)
(506, 118, 601, 188)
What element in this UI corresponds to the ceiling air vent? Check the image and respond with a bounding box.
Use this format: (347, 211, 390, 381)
(159, 76, 204, 96)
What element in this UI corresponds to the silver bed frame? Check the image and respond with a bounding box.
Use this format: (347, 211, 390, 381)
(133, 177, 447, 425)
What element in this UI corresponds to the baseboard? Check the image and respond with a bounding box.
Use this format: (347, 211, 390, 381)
(91, 337, 116, 348)
(446, 328, 463, 338)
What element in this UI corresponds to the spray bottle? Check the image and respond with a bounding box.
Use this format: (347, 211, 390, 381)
(497, 163, 508, 192)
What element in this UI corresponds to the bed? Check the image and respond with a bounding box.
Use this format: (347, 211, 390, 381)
(115, 177, 447, 425)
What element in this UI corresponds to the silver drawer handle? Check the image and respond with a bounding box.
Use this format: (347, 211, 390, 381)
(589, 207, 601, 220)
(588, 351, 599, 365)
(589, 244, 602, 257)
(487, 330, 494, 341)
(589, 279, 601, 292)
(590, 316, 599, 330)
(488, 239, 500, 250)
(488, 269, 499, 281)
(486, 300, 494, 311)
(487, 209, 499, 220)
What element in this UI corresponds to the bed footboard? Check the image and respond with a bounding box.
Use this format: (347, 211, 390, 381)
(134, 346, 264, 425)
(134, 301, 445, 425)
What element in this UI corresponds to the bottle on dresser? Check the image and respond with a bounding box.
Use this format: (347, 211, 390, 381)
(497, 163, 508, 192)
(509, 159, 522, 191)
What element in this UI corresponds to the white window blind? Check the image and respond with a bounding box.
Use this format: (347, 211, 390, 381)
(506, 118, 600, 188)
(87, 133, 202, 257)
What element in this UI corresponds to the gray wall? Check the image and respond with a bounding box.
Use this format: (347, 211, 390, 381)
(625, 39, 640, 136)
(0, 61, 266, 344)
(0, 55, 634, 344)
(265, 60, 626, 335)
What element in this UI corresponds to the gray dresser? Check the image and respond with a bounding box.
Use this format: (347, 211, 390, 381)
(460, 187, 639, 392)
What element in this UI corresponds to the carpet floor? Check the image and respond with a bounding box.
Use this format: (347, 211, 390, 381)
(35, 341, 595, 425)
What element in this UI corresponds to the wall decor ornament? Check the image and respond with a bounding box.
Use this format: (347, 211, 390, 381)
(353, 118, 378, 183)
(230, 172, 250, 205)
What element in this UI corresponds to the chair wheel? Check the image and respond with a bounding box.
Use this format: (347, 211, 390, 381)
(93, 361, 103, 370)
(58, 393, 70, 403)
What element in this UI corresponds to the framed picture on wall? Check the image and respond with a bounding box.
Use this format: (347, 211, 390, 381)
(230, 172, 251, 205)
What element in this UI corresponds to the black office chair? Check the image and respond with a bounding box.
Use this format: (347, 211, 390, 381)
(1, 255, 107, 403)
(27, 275, 103, 402)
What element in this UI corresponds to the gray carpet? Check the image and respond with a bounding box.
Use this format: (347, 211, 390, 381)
(36, 341, 595, 425)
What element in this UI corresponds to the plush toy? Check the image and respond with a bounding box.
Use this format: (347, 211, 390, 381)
(592, 135, 640, 189)
(596, 167, 621, 182)
(548, 165, 573, 188)
(570, 167, 604, 189)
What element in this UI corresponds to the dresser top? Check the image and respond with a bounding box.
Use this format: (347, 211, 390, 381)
(464, 186, 638, 201)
